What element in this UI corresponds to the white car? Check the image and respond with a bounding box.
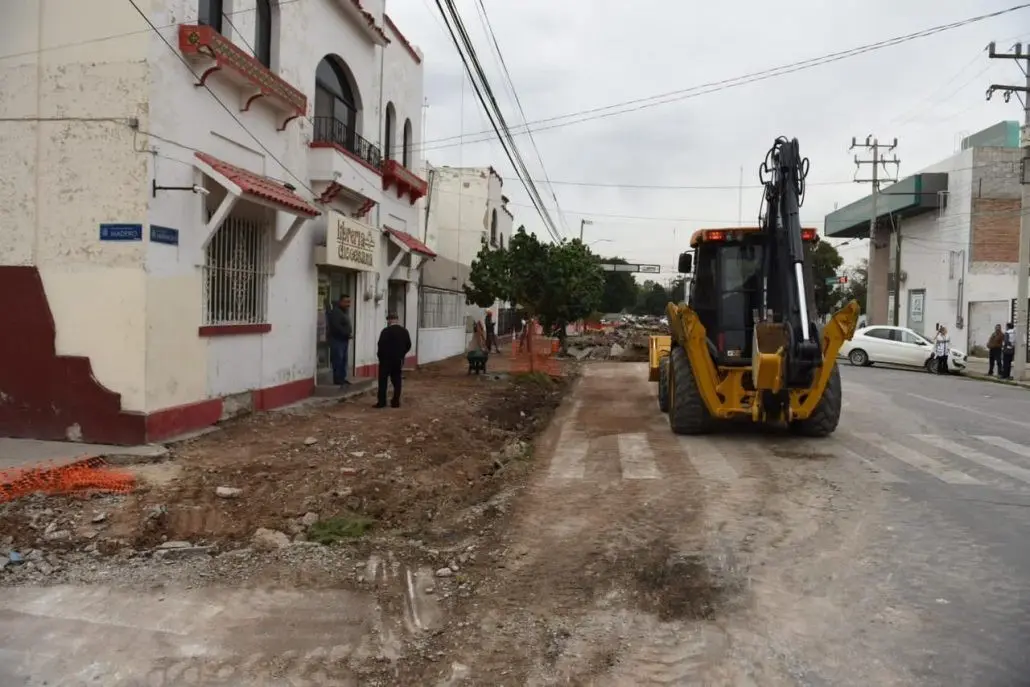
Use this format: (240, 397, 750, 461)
(839, 325, 968, 374)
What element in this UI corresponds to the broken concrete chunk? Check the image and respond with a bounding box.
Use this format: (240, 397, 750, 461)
(215, 486, 243, 499)
(303, 437, 318, 446)
(435, 567, 455, 578)
(300, 512, 319, 527)
(252, 528, 291, 551)
(157, 540, 193, 549)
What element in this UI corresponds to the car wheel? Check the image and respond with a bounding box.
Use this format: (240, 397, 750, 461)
(924, 357, 936, 373)
(848, 349, 869, 367)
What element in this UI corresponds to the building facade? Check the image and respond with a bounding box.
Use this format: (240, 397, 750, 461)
(825, 121, 1027, 354)
(417, 165, 514, 364)
(0, 0, 431, 444)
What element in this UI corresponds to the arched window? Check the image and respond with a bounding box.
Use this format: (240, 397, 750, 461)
(384, 103, 396, 161)
(490, 209, 498, 246)
(499, 234, 504, 249)
(402, 118, 413, 168)
(255, 0, 273, 68)
(314, 56, 359, 154)
(198, 0, 223, 33)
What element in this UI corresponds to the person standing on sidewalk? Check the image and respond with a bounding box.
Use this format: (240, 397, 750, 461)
(987, 324, 1005, 377)
(1001, 322, 1016, 380)
(374, 312, 411, 408)
(484, 311, 501, 353)
(327, 295, 353, 387)
(934, 325, 951, 375)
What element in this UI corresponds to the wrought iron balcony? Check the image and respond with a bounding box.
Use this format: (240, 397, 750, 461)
(311, 117, 382, 170)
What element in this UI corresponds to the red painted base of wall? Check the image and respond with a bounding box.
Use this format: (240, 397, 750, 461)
(0, 266, 318, 446)
(354, 355, 418, 378)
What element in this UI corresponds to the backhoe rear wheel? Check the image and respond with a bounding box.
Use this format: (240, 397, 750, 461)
(668, 345, 713, 435)
(657, 355, 670, 413)
(790, 364, 842, 438)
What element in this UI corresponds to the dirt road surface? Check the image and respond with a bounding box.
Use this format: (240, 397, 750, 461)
(6, 355, 1030, 685)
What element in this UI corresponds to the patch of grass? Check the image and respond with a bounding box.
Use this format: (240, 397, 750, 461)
(307, 514, 375, 545)
(510, 371, 556, 387)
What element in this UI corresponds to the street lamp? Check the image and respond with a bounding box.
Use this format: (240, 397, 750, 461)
(587, 239, 612, 249)
(579, 218, 593, 241)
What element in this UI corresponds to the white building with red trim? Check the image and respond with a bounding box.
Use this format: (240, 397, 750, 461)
(0, 0, 433, 444)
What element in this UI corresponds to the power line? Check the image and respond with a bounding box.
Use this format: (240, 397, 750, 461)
(433, 0, 562, 242)
(0, 0, 306, 63)
(472, 0, 570, 236)
(409, 3, 1030, 154)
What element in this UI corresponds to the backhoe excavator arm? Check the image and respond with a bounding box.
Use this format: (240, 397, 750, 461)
(751, 137, 824, 418)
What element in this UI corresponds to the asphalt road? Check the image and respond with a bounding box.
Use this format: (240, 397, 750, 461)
(838, 363, 1030, 687)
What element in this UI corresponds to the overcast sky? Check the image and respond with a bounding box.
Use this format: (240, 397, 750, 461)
(387, 0, 1029, 278)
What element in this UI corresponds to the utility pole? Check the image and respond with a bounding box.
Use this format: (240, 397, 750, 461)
(850, 136, 900, 325)
(579, 218, 593, 241)
(987, 41, 1030, 380)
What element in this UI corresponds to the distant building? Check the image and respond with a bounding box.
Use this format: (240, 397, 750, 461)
(418, 165, 515, 363)
(824, 121, 1025, 354)
(0, 0, 429, 443)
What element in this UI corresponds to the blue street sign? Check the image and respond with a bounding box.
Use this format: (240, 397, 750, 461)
(150, 225, 179, 245)
(99, 224, 143, 241)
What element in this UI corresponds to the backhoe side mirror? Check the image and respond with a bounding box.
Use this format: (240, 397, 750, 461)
(677, 252, 693, 274)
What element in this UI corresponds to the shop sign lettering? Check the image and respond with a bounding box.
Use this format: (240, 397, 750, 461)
(330, 211, 376, 271)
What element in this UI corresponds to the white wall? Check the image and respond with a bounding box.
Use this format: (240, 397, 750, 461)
(418, 326, 467, 364)
(0, 0, 152, 410)
(1, 0, 427, 414)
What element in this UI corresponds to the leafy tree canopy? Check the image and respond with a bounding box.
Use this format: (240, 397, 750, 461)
(597, 256, 638, 314)
(464, 227, 606, 333)
(808, 240, 845, 315)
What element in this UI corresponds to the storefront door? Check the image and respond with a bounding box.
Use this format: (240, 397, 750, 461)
(316, 269, 358, 384)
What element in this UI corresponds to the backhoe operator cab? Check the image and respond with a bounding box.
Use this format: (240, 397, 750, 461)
(677, 226, 820, 367)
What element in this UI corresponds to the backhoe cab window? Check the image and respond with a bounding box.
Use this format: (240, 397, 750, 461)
(718, 243, 763, 355)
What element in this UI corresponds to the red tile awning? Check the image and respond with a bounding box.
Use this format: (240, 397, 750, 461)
(194, 152, 320, 217)
(385, 228, 436, 258)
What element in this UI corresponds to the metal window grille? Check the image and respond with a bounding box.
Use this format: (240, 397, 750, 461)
(203, 213, 271, 325)
(419, 288, 463, 329)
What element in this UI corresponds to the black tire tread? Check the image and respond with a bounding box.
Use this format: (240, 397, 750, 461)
(668, 346, 713, 435)
(791, 363, 842, 438)
(657, 356, 670, 413)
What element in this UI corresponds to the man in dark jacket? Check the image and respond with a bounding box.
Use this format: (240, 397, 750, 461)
(375, 312, 411, 408)
(987, 323, 1005, 377)
(327, 295, 353, 386)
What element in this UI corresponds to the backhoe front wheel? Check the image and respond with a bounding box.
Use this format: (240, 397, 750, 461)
(790, 364, 842, 438)
(657, 355, 670, 413)
(668, 345, 713, 435)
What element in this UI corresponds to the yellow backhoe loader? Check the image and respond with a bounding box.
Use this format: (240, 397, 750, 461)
(650, 137, 860, 437)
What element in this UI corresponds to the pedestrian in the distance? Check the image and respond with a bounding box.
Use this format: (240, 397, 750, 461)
(987, 323, 1005, 377)
(374, 312, 411, 408)
(934, 325, 951, 375)
(327, 295, 353, 387)
(484, 310, 501, 353)
(1001, 321, 1016, 380)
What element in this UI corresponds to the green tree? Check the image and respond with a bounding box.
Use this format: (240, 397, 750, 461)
(598, 256, 639, 314)
(809, 240, 845, 315)
(838, 258, 868, 313)
(464, 227, 605, 351)
(638, 280, 670, 316)
(670, 277, 687, 303)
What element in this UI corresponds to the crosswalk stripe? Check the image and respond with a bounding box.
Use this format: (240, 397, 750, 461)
(677, 437, 738, 484)
(547, 402, 587, 480)
(914, 434, 1030, 486)
(832, 442, 905, 483)
(852, 432, 983, 485)
(617, 433, 661, 479)
(976, 435, 1030, 460)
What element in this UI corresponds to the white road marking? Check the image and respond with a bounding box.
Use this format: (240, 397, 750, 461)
(906, 393, 1030, 431)
(852, 432, 982, 485)
(914, 434, 1030, 486)
(617, 433, 661, 479)
(547, 403, 588, 480)
(976, 435, 1030, 460)
(832, 442, 905, 483)
(677, 437, 738, 484)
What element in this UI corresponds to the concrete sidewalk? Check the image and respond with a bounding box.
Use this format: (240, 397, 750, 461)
(0, 439, 168, 475)
(963, 356, 1030, 388)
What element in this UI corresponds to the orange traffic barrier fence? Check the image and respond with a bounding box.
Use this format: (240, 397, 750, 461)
(509, 320, 564, 376)
(0, 456, 136, 504)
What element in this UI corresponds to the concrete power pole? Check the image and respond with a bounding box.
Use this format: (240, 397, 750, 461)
(850, 136, 900, 325)
(579, 218, 593, 241)
(986, 41, 1030, 380)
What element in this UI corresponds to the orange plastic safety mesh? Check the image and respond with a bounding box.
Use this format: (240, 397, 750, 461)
(510, 322, 564, 376)
(0, 457, 136, 504)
